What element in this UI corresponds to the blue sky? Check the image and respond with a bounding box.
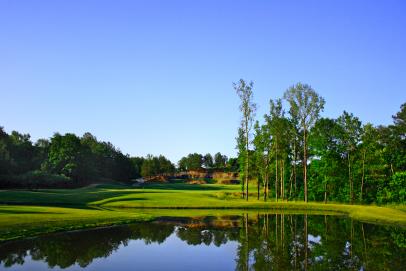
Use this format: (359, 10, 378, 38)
(1, 0, 405, 162)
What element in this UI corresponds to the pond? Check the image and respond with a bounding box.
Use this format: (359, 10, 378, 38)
(0, 213, 404, 270)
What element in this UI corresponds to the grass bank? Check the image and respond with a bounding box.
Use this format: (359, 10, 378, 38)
(0, 183, 405, 241)
(0, 205, 154, 241)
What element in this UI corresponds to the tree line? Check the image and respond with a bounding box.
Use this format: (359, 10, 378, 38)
(235, 79, 405, 204)
(0, 130, 179, 188)
(0, 129, 239, 187)
(177, 152, 238, 172)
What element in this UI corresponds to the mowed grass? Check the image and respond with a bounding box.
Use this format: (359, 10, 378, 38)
(0, 205, 153, 241)
(0, 183, 405, 241)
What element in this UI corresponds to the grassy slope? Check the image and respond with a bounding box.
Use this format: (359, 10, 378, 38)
(0, 205, 153, 241)
(0, 183, 405, 241)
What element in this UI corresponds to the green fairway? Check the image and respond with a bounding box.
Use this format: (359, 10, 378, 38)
(0, 183, 405, 241)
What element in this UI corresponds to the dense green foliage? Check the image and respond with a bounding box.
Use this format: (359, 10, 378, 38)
(140, 154, 175, 178)
(178, 153, 204, 171)
(239, 81, 406, 204)
(0, 127, 238, 187)
(177, 152, 236, 171)
(0, 130, 175, 187)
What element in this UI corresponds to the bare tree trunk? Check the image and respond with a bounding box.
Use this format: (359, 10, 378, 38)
(360, 149, 366, 202)
(348, 152, 352, 204)
(289, 170, 293, 201)
(241, 163, 245, 198)
(280, 160, 283, 201)
(294, 139, 297, 199)
(282, 160, 285, 200)
(303, 128, 308, 203)
(264, 171, 268, 201)
(257, 176, 260, 200)
(324, 179, 327, 204)
(283, 160, 285, 200)
(275, 138, 278, 202)
(268, 165, 271, 201)
(245, 120, 249, 201)
(267, 160, 271, 201)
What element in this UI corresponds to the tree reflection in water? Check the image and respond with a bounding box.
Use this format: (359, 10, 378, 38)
(0, 214, 404, 270)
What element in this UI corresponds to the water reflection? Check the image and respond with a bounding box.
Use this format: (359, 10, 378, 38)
(0, 214, 404, 270)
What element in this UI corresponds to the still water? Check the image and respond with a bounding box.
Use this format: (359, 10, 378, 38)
(0, 214, 404, 270)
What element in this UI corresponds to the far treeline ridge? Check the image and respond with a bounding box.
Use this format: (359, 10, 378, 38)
(0, 128, 233, 187)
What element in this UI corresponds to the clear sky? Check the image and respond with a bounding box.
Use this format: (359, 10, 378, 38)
(1, 0, 405, 163)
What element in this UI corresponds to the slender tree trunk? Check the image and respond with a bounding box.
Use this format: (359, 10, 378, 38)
(303, 128, 308, 203)
(264, 171, 268, 201)
(294, 139, 297, 199)
(348, 152, 352, 204)
(289, 170, 293, 201)
(266, 159, 271, 201)
(282, 160, 285, 200)
(324, 180, 327, 204)
(280, 162, 285, 201)
(268, 165, 271, 201)
(241, 183, 244, 198)
(275, 138, 278, 202)
(279, 160, 283, 201)
(245, 120, 249, 201)
(246, 174, 249, 201)
(257, 175, 260, 200)
(283, 160, 285, 200)
(360, 149, 366, 202)
(241, 164, 245, 198)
